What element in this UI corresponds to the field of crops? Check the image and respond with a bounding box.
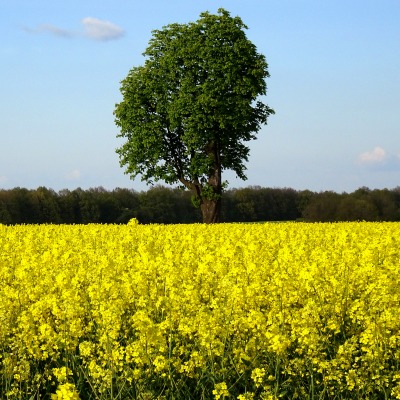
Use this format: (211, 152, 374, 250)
(1, 221, 400, 399)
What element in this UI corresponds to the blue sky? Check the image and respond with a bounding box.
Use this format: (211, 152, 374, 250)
(1, 0, 399, 193)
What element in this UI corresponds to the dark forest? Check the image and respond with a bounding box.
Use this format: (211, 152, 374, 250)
(0, 185, 399, 224)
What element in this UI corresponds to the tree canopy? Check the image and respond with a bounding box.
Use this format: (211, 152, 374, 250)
(114, 8, 274, 222)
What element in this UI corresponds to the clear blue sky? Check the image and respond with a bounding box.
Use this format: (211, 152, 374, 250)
(1, 0, 399, 193)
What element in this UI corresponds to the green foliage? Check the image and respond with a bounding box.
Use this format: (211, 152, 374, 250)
(114, 8, 274, 222)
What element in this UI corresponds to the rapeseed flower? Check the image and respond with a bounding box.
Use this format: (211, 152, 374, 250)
(1, 222, 400, 398)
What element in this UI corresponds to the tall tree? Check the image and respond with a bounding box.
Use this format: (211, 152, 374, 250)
(114, 8, 274, 222)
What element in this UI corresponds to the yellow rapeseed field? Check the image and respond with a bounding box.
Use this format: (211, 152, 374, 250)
(1, 221, 400, 399)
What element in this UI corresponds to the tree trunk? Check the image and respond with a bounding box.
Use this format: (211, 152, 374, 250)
(200, 197, 221, 223)
(181, 140, 222, 223)
(200, 140, 222, 223)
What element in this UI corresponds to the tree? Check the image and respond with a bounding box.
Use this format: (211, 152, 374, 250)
(302, 191, 342, 222)
(32, 187, 61, 223)
(114, 8, 274, 223)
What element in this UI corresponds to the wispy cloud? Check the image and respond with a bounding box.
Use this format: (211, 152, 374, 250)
(81, 17, 125, 41)
(23, 17, 125, 42)
(0, 175, 7, 185)
(22, 24, 74, 38)
(65, 169, 81, 181)
(358, 146, 387, 164)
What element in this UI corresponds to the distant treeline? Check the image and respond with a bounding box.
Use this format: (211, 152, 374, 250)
(0, 185, 400, 224)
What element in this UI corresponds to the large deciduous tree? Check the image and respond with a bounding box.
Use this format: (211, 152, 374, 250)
(114, 8, 274, 223)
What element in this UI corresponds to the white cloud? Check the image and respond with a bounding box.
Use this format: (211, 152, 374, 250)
(23, 24, 73, 38)
(39, 24, 72, 38)
(358, 146, 387, 164)
(65, 169, 81, 181)
(81, 17, 125, 41)
(0, 175, 7, 185)
(23, 18, 124, 42)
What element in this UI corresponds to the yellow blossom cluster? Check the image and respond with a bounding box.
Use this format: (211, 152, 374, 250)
(1, 222, 400, 399)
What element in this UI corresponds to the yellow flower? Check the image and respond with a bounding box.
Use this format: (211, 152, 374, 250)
(51, 383, 80, 400)
(52, 366, 72, 383)
(213, 382, 229, 399)
(237, 393, 255, 400)
(251, 367, 266, 388)
(1, 222, 400, 398)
